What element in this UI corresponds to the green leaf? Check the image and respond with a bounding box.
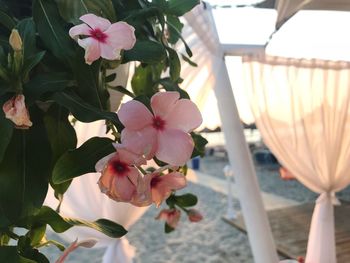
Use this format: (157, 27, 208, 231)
(174, 193, 198, 207)
(55, 0, 116, 24)
(22, 51, 46, 80)
(73, 53, 109, 109)
(108, 85, 135, 98)
(0, 111, 13, 163)
(181, 54, 197, 67)
(0, 106, 51, 228)
(157, 78, 190, 99)
(30, 206, 127, 238)
(16, 18, 36, 59)
(33, 0, 76, 65)
(52, 90, 122, 129)
(52, 137, 115, 184)
(167, 0, 200, 16)
(167, 48, 181, 81)
(123, 7, 159, 28)
(166, 20, 192, 57)
(167, 15, 183, 44)
(131, 65, 155, 97)
(24, 72, 71, 103)
(164, 223, 175, 233)
(0, 8, 16, 31)
(191, 133, 208, 158)
(26, 225, 46, 246)
(44, 104, 77, 197)
(0, 246, 36, 263)
(123, 40, 166, 64)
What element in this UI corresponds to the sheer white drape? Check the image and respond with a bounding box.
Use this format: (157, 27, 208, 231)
(243, 55, 350, 263)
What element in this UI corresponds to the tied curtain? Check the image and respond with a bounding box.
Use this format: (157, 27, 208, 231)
(243, 55, 350, 263)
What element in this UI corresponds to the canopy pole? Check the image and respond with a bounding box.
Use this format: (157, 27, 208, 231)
(213, 58, 279, 263)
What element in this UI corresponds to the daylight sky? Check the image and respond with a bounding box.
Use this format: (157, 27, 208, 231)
(210, 4, 350, 61)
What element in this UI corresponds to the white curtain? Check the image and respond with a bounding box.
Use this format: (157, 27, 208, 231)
(275, 0, 350, 29)
(243, 54, 350, 263)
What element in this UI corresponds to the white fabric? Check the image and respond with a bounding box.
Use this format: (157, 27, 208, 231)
(243, 55, 350, 263)
(275, 0, 350, 29)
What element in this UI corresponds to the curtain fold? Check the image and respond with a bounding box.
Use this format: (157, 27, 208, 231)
(243, 54, 350, 263)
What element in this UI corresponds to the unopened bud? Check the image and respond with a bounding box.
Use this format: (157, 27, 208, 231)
(9, 29, 23, 51)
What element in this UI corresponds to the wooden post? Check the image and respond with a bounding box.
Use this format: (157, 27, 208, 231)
(213, 58, 279, 263)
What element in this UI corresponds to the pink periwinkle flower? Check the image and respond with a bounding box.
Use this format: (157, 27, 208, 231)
(118, 91, 203, 166)
(95, 146, 145, 202)
(187, 209, 203, 222)
(2, 94, 32, 129)
(135, 172, 187, 207)
(56, 238, 97, 263)
(69, 14, 136, 65)
(156, 208, 181, 229)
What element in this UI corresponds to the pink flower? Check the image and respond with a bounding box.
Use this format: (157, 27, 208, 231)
(136, 172, 186, 207)
(156, 208, 181, 229)
(187, 209, 203, 222)
(56, 238, 97, 263)
(118, 91, 203, 166)
(2, 94, 32, 129)
(69, 14, 136, 65)
(95, 147, 145, 202)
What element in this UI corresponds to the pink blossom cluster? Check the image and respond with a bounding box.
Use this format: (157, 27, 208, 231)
(96, 91, 203, 226)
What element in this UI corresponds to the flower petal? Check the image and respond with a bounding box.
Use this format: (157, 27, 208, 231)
(165, 99, 203, 132)
(79, 14, 111, 31)
(121, 127, 157, 159)
(100, 43, 121, 61)
(130, 173, 153, 207)
(109, 174, 136, 202)
(95, 152, 115, 172)
(78, 37, 101, 65)
(151, 172, 186, 206)
(69, 23, 91, 39)
(156, 129, 194, 166)
(151, 91, 180, 118)
(114, 146, 147, 166)
(118, 100, 153, 130)
(104, 22, 136, 50)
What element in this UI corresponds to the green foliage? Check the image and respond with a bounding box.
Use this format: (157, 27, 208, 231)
(28, 206, 127, 238)
(191, 133, 208, 158)
(0, 107, 51, 225)
(123, 40, 167, 64)
(52, 137, 115, 184)
(33, 0, 76, 65)
(0, 0, 202, 258)
(167, 193, 198, 208)
(55, 0, 116, 24)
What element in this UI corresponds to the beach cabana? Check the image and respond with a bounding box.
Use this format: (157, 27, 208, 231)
(45, 1, 350, 262)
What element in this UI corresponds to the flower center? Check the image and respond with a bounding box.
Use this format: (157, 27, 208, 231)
(110, 160, 129, 176)
(152, 116, 165, 131)
(150, 175, 162, 188)
(89, 28, 107, 43)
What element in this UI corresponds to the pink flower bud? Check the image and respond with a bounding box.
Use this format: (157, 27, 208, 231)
(56, 238, 97, 263)
(156, 208, 181, 229)
(187, 209, 203, 222)
(2, 94, 32, 129)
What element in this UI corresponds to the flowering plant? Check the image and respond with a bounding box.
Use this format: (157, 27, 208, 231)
(0, 0, 207, 261)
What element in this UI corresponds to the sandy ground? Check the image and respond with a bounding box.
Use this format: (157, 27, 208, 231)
(41, 153, 350, 262)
